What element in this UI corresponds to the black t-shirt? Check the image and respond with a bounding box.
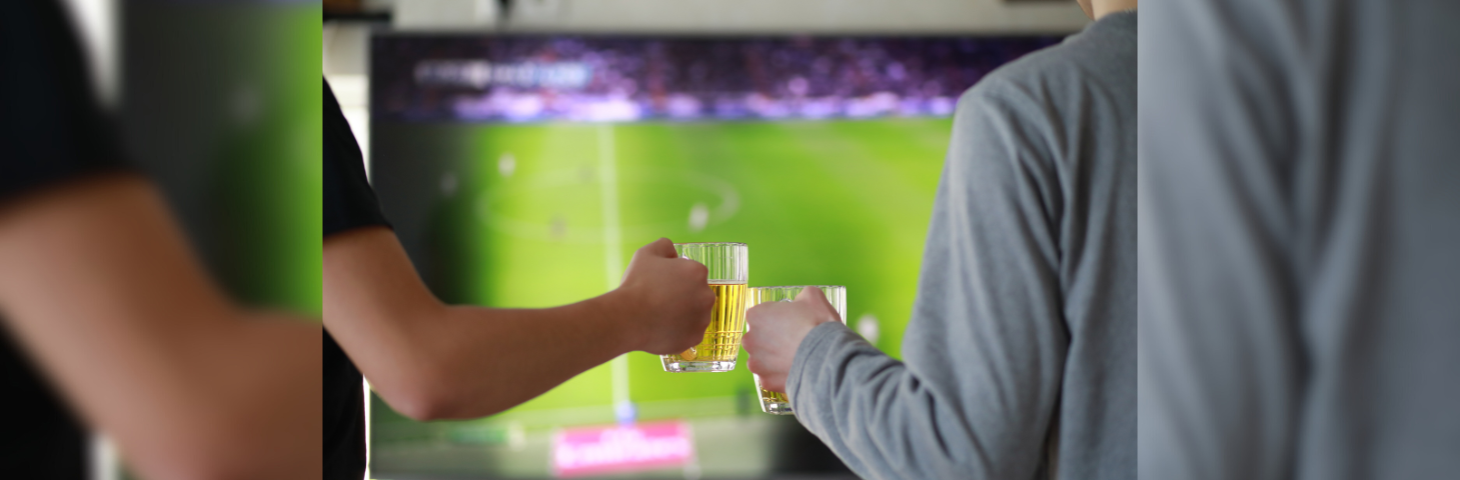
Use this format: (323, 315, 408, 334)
(1, 0, 127, 201)
(323, 78, 391, 480)
(1, 1, 130, 478)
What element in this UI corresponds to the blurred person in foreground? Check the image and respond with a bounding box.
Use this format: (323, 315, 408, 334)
(0, 1, 320, 479)
(1138, 0, 1460, 479)
(321, 79, 716, 480)
(743, 1, 1135, 479)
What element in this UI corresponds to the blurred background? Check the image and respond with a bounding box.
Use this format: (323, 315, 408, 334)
(125, 0, 322, 314)
(52, 0, 319, 477)
(58, 0, 322, 310)
(325, 1, 1086, 479)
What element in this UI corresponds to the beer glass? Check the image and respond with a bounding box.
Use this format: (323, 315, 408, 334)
(748, 285, 846, 415)
(660, 242, 749, 372)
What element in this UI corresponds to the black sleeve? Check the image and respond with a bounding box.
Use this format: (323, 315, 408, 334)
(0, 0, 129, 204)
(322, 78, 381, 480)
(0, 2, 123, 478)
(324, 78, 391, 236)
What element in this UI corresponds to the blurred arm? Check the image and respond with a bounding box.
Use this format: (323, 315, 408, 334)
(0, 175, 321, 480)
(786, 87, 1069, 480)
(322, 228, 711, 421)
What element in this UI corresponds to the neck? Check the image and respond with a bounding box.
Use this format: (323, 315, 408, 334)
(1093, 0, 1136, 19)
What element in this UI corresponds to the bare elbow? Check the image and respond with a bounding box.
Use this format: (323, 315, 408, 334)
(381, 377, 462, 422)
(162, 464, 278, 480)
(386, 379, 518, 421)
(370, 352, 505, 421)
(394, 395, 452, 422)
(142, 445, 314, 480)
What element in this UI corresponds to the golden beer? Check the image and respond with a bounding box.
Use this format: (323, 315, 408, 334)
(662, 242, 747, 372)
(756, 378, 793, 415)
(749, 285, 846, 414)
(661, 282, 747, 372)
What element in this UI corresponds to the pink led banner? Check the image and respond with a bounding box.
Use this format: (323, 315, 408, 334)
(551, 421, 695, 477)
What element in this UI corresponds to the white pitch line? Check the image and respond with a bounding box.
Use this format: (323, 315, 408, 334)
(363, 379, 372, 479)
(599, 124, 631, 410)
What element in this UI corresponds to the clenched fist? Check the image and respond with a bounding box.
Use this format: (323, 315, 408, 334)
(613, 238, 716, 354)
(743, 286, 841, 393)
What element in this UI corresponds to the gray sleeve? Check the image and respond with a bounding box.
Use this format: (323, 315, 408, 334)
(1137, 2, 1304, 479)
(787, 84, 1069, 480)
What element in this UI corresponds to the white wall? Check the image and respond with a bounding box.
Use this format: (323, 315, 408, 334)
(324, 24, 374, 177)
(60, 0, 119, 107)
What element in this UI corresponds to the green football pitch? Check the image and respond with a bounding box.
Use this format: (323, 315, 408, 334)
(371, 118, 954, 450)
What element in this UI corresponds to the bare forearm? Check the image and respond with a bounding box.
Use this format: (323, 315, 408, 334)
(159, 315, 322, 480)
(0, 176, 320, 479)
(324, 227, 635, 419)
(325, 277, 636, 419)
(421, 296, 634, 418)
(324, 228, 714, 421)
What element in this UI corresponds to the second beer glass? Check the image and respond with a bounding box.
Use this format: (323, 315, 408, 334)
(661, 242, 749, 372)
(748, 285, 847, 415)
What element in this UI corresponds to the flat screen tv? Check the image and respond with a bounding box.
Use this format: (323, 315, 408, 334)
(367, 33, 1060, 479)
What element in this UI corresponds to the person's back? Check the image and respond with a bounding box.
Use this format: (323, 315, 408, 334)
(1138, 1, 1460, 479)
(946, 9, 1139, 477)
(758, 10, 1136, 480)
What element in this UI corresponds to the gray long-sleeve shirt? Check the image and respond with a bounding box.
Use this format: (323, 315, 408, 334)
(787, 12, 1136, 480)
(1138, 1, 1460, 479)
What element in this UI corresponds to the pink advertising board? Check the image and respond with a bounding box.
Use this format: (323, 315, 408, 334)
(551, 421, 696, 477)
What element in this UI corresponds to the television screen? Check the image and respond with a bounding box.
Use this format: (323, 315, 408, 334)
(367, 33, 1059, 479)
